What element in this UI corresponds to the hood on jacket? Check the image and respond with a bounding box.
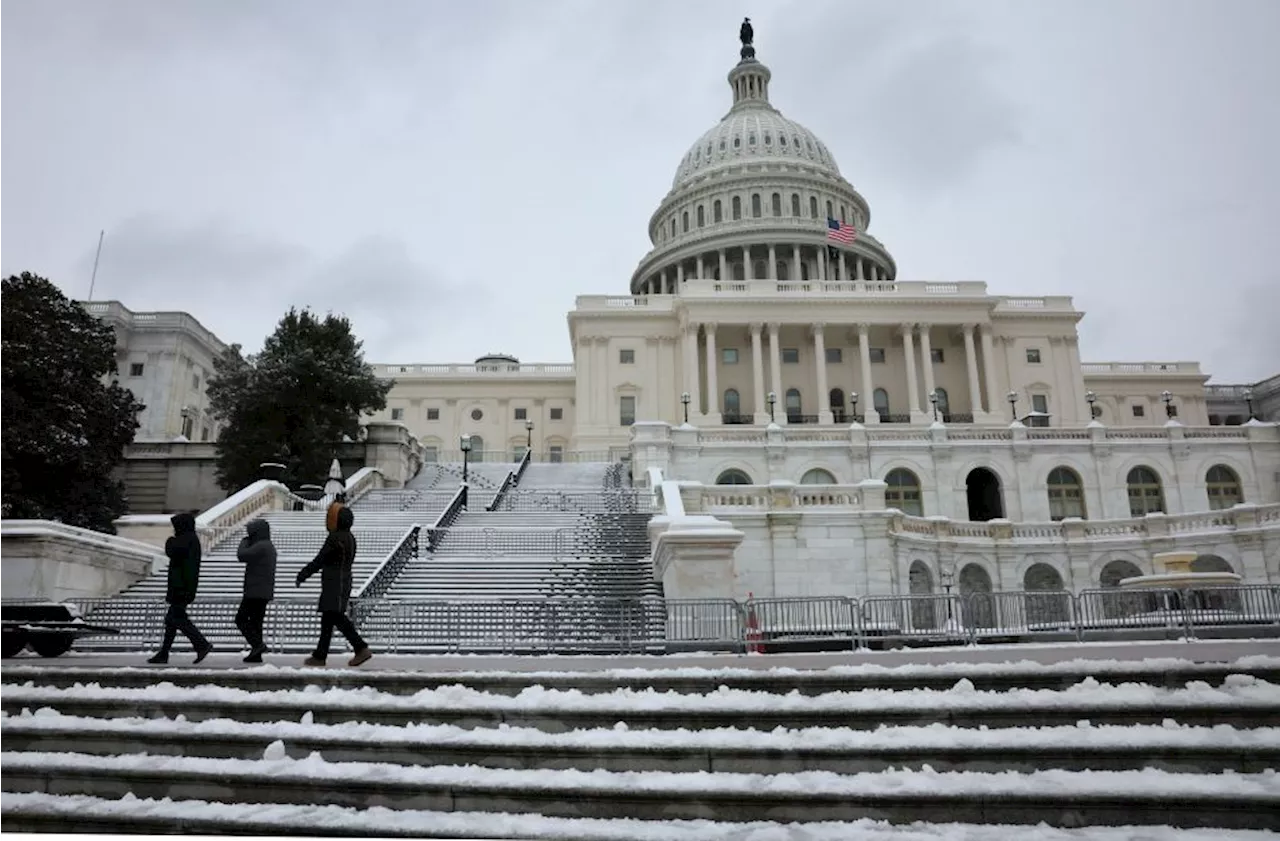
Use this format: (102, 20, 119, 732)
(171, 512, 197, 535)
(245, 519, 271, 541)
(335, 507, 354, 531)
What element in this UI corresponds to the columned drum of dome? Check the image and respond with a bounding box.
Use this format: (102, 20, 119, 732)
(629, 26, 897, 295)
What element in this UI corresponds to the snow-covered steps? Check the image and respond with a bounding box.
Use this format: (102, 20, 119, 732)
(3, 793, 1272, 841)
(3, 749, 1277, 830)
(4, 655, 1279, 834)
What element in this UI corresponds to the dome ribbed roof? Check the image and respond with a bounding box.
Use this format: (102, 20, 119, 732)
(672, 109, 841, 190)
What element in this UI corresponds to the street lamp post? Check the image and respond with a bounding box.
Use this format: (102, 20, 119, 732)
(850, 391, 859, 424)
(460, 434, 472, 483)
(525, 419, 534, 454)
(929, 390, 940, 422)
(1086, 390, 1098, 420)
(766, 391, 777, 423)
(1161, 390, 1175, 419)
(1007, 390, 1019, 422)
(1244, 388, 1255, 421)
(680, 392, 690, 424)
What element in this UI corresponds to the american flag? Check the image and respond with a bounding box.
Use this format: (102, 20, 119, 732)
(827, 217, 857, 245)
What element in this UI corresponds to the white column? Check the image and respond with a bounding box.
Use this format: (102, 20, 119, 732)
(792, 245, 801, 282)
(837, 251, 847, 282)
(704, 323, 720, 422)
(980, 324, 1001, 419)
(768, 244, 777, 281)
(813, 323, 832, 424)
(962, 324, 984, 415)
(919, 325, 936, 417)
(696, 254, 704, 280)
(817, 247, 827, 281)
(750, 322, 766, 422)
(855, 256, 864, 281)
(578, 334, 593, 426)
(718, 249, 727, 282)
(677, 263, 685, 285)
(682, 322, 700, 424)
(768, 322, 784, 424)
(858, 323, 877, 424)
(902, 324, 922, 420)
(744, 246, 754, 281)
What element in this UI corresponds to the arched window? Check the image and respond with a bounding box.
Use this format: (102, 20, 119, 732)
(932, 387, 950, 417)
(753, 260, 767, 279)
(696, 205, 705, 228)
(785, 388, 802, 420)
(873, 387, 890, 420)
(791, 194, 801, 216)
(732, 196, 742, 220)
(1206, 464, 1242, 510)
(1100, 559, 1142, 588)
(723, 388, 740, 416)
(1046, 466, 1086, 521)
(801, 468, 837, 485)
(771, 193, 782, 216)
(1023, 563, 1069, 624)
(670, 219, 676, 237)
(908, 560, 938, 628)
(840, 203, 847, 223)
(884, 468, 922, 516)
(1192, 554, 1233, 573)
(809, 196, 819, 218)
(713, 200, 722, 223)
(776, 261, 789, 281)
(716, 469, 753, 485)
(751, 193, 762, 218)
(800, 261, 810, 281)
(1126, 466, 1165, 516)
(1024, 563, 1065, 591)
(681, 211, 689, 233)
(732, 262, 745, 281)
(825, 199, 834, 219)
(829, 388, 844, 410)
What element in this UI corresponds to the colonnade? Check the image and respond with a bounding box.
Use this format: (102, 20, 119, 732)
(639, 243, 891, 296)
(680, 321, 1003, 425)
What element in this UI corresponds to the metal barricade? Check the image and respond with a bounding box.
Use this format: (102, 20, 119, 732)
(966, 590, 1079, 643)
(1076, 587, 1191, 641)
(661, 598, 745, 652)
(745, 597, 857, 651)
(1182, 584, 1280, 639)
(860, 594, 970, 647)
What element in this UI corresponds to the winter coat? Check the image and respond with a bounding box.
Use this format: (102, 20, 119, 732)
(297, 506, 357, 613)
(164, 512, 202, 605)
(236, 518, 277, 600)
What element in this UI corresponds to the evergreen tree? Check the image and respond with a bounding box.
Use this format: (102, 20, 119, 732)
(207, 308, 392, 492)
(1, 272, 145, 532)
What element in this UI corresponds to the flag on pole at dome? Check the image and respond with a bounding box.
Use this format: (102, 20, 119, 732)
(827, 217, 857, 245)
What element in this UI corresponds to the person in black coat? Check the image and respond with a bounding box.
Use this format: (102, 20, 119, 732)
(297, 506, 372, 667)
(235, 518, 277, 663)
(147, 511, 212, 664)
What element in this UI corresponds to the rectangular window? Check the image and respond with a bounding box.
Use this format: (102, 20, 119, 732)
(1032, 394, 1049, 413)
(619, 349, 635, 364)
(514, 407, 528, 420)
(201, 426, 210, 442)
(930, 348, 945, 363)
(129, 363, 144, 377)
(427, 408, 440, 420)
(550, 407, 563, 420)
(191, 374, 201, 389)
(825, 347, 842, 364)
(1168, 404, 1179, 418)
(869, 348, 886, 364)
(1026, 348, 1042, 364)
(619, 395, 636, 426)
(722, 348, 739, 364)
(390, 408, 404, 421)
(1132, 404, 1146, 418)
(781, 348, 800, 364)
(181, 416, 194, 439)
(423, 446, 439, 463)
(549, 445, 564, 463)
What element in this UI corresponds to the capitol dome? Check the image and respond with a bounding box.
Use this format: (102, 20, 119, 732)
(629, 24, 896, 295)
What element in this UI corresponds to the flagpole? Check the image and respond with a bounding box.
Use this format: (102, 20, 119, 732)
(88, 230, 105, 300)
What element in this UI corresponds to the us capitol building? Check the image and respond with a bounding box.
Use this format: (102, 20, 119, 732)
(92, 25, 1279, 597)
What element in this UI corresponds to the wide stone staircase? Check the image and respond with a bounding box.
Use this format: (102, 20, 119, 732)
(3, 653, 1278, 837)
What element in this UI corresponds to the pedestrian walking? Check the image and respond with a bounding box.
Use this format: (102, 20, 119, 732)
(235, 518, 277, 663)
(147, 511, 212, 664)
(297, 506, 372, 667)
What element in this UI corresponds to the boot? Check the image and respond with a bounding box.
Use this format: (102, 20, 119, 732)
(243, 645, 267, 664)
(146, 652, 169, 665)
(303, 656, 326, 667)
(348, 647, 372, 667)
(193, 643, 213, 665)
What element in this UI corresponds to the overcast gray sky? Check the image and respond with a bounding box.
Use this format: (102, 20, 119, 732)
(4, 0, 1278, 382)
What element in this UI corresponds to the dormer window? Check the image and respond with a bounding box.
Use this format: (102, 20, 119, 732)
(780, 135, 788, 147)
(733, 136, 741, 149)
(748, 133, 757, 146)
(764, 132, 772, 146)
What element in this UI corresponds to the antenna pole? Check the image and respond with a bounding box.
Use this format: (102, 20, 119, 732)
(88, 230, 105, 300)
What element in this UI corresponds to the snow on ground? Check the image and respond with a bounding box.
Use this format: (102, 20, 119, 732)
(5, 674, 1278, 714)
(21, 638, 1280, 674)
(5, 707, 1279, 754)
(5, 749, 1280, 799)
(5, 792, 1275, 841)
(9, 652, 1280, 683)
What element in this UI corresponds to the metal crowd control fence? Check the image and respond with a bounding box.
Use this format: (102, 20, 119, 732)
(7, 586, 1278, 656)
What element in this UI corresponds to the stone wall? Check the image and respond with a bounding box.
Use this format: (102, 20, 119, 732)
(1, 520, 161, 602)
